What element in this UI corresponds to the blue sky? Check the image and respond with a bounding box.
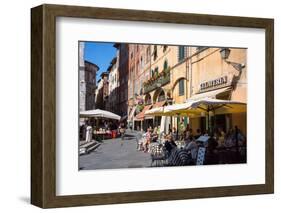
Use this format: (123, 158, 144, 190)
(84, 42, 116, 81)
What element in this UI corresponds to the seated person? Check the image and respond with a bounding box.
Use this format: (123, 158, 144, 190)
(167, 148, 191, 166)
(184, 136, 198, 163)
(151, 127, 158, 142)
(194, 129, 202, 140)
(205, 137, 219, 165)
(171, 127, 178, 141)
(164, 135, 177, 156)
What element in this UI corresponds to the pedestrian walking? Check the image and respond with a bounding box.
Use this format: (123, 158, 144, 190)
(119, 123, 126, 146)
(85, 123, 93, 143)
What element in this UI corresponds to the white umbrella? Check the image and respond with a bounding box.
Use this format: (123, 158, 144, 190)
(80, 109, 121, 120)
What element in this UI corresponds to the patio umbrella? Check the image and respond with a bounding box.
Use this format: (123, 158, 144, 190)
(164, 98, 246, 115)
(164, 100, 199, 115)
(80, 109, 121, 120)
(189, 98, 246, 115)
(179, 98, 246, 132)
(161, 97, 246, 132)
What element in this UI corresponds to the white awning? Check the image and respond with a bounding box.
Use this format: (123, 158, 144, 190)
(80, 109, 121, 120)
(189, 87, 232, 101)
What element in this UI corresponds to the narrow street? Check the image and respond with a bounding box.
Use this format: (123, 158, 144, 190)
(79, 131, 151, 170)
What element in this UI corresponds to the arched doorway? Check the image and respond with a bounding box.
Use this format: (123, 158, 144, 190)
(171, 77, 188, 131)
(152, 88, 166, 128)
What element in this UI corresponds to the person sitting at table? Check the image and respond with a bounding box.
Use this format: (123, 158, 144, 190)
(167, 145, 191, 166)
(151, 127, 158, 142)
(217, 127, 226, 147)
(171, 127, 178, 141)
(184, 128, 193, 140)
(194, 128, 202, 139)
(164, 135, 177, 157)
(184, 136, 198, 164)
(225, 128, 235, 147)
(205, 136, 219, 165)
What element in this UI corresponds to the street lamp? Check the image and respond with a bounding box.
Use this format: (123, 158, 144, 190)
(220, 48, 245, 71)
(220, 48, 231, 60)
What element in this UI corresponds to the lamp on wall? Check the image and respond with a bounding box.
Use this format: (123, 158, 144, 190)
(220, 48, 231, 60)
(220, 47, 245, 71)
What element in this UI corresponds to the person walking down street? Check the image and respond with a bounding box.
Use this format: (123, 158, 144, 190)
(119, 123, 126, 146)
(85, 123, 93, 143)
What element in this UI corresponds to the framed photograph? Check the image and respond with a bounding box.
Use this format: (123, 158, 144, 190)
(31, 4, 274, 208)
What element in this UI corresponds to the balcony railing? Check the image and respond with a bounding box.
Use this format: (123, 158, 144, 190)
(143, 73, 170, 94)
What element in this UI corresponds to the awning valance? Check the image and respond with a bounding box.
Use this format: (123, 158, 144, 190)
(135, 105, 152, 121)
(189, 87, 232, 101)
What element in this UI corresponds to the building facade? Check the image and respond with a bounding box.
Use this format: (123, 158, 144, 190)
(116, 43, 129, 119)
(131, 44, 190, 130)
(108, 56, 119, 114)
(79, 42, 99, 111)
(95, 72, 109, 110)
(91, 43, 247, 135)
(187, 47, 247, 135)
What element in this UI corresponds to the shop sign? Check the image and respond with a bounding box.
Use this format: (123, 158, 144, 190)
(200, 76, 228, 91)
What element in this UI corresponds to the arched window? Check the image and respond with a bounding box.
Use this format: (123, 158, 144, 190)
(158, 90, 165, 102)
(145, 94, 152, 105)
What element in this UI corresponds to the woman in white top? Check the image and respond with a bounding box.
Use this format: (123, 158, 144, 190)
(86, 124, 93, 143)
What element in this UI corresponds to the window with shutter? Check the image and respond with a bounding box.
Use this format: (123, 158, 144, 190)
(179, 79, 185, 96)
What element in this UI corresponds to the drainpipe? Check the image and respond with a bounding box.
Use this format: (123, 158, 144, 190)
(188, 47, 192, 98)
(187, 47, 193, 127)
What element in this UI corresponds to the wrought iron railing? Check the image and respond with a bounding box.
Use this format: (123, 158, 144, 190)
(143, 74, 170, 93)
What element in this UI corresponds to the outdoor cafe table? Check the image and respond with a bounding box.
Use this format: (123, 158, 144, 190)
(93, 130, 112, 140)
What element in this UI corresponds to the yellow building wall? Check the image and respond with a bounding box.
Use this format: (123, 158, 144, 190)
(189, 117, 201, 134)
(190, 47, 247, 104)
(171, 61, 188, 104)
(232, 112, 247, 135)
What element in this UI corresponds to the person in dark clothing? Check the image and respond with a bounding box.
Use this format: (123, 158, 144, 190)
(205, 137, 219, 164)
(164, 135, 177, 156)
(194, 128, 202, 140)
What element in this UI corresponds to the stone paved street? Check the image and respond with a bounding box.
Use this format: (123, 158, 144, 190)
(79, 131, 151, 170)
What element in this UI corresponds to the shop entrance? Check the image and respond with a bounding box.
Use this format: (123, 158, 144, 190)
(154, 116, 161, 128)
(200, 117, 206, 133)
(211, 114, 227, 132)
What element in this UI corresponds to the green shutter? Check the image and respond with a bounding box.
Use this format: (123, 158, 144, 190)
(179, 79, 184, 96)
(178, 46, 185, 62)
(164, 60, 168, 70)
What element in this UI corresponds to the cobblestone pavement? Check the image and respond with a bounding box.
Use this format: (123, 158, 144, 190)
(79, 131, 152, 170)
